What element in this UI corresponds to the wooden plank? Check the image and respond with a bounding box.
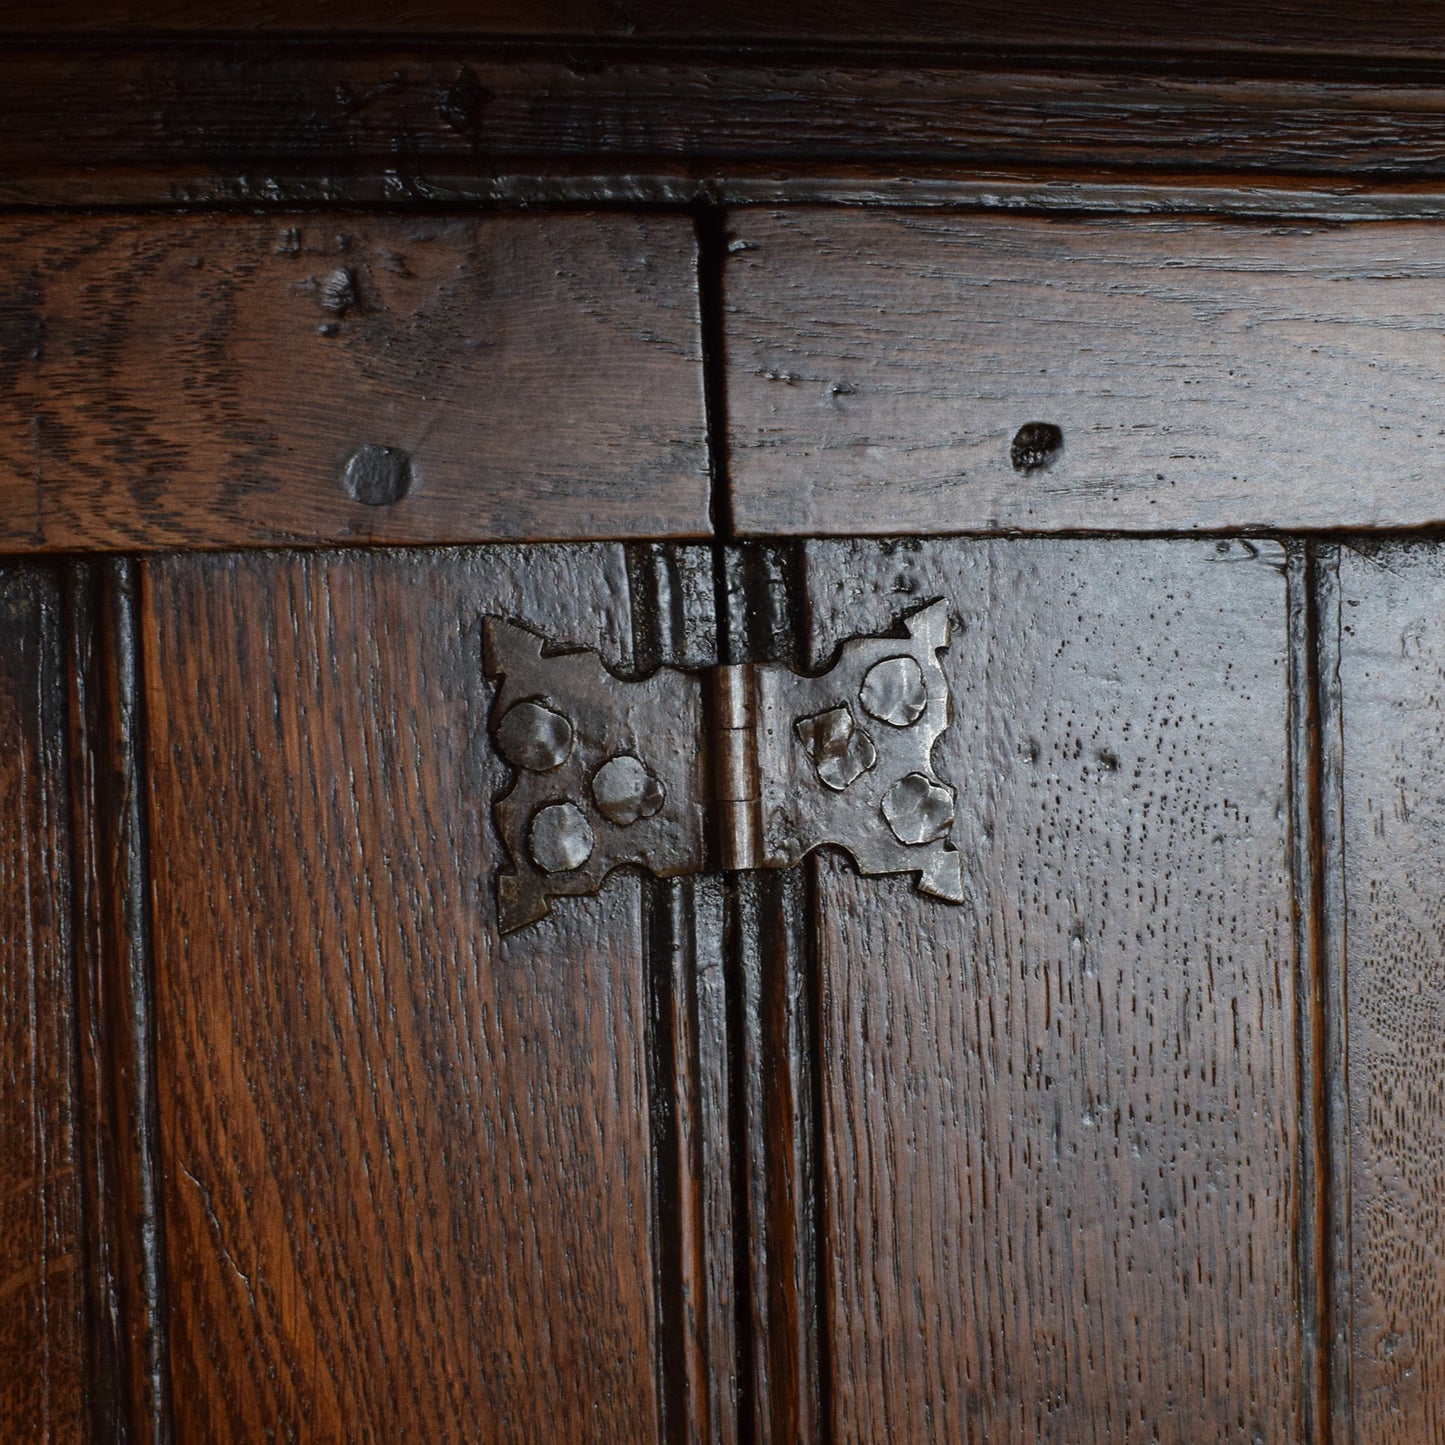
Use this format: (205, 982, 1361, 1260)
(727, 211, 1445, 536)
(1336, 541, 1445, 1440)
(9, 0, 1445, 57)
(141, 546, 665, 1441)
(802, 537, 1301, 1441)
(0, 564, 86, 1440)
(16, 49, 1445, 209)
(0, 215, 708, 550)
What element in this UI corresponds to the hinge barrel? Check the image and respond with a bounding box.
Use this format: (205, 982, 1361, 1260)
(708, 664, 763, 872)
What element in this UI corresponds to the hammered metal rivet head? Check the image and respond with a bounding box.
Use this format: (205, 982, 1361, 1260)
(860, 655, 928, 728)
(592, 754, 666, 827)
(496, 700, 573, 773)
(528, 802, 594, 874)
(881, 772, 955, 846)
(342, 443, 413, 505)
(796, 706, 878, 792)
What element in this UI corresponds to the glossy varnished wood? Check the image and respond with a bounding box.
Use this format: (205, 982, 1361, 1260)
(0, 215, 708, 551)
(1336, 541, 1445, 1440)
(65, 560, 172, 1443)
(727, 210, 1445, 536)
(141, 546, 667, 1441)
(802, 538, 1302, 1441)
(0, 563, 85, 1440)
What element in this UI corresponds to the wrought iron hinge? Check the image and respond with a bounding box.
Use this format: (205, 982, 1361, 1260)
(484, 599, 963, 934)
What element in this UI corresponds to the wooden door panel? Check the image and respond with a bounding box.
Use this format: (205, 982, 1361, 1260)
(0, 564, 85, 1440)
(0, 214, 708, 550)
(1336, 542, 1445, 1440)
(141, 546, 666, 1442)
(800, 538, 1300, 1442)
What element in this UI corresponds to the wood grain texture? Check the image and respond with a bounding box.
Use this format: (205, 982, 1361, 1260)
(9, 0, 1445, 56)
(727, 210, 1445, 536)
(1336, 541, 1445, 1441)
(0, 215, 707, 551)
(18, 48, 1445, 210)
(142, 546, 666, 1442)
(803, 537, 1301, 1441)
(0, 563, 86, 1441)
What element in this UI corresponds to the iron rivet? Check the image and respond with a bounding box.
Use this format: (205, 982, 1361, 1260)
(529, 803, 594, 874)
(592, 755, 666, 827)
(343, 444, 414, 506)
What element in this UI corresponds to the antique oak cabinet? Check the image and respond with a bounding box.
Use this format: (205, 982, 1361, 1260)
(8, 4, 1445, 1442)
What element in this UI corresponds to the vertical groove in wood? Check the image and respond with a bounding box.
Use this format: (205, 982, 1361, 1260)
(1287, 542, 1341, 1444)
(647, 878, 736, 1445)
(719, 540, 825, 1445)
(0, 561, 85, 1442)
(695, 206, 734, 548)
(64, 559, 172, 1445)
(631, 540, 737, 1445)
(1310, 544, 1353, 1442)
(737, 870, 825, 1445)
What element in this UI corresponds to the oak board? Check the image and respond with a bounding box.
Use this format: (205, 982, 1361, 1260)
(727, 211, 1445, 536)
(1336, 542, 1445, 1440)
(141, 546, 672, 1441)
(801, 537, 1302, 1442)
(0, 564, 85, 1441)
(0, 215, 708, 551)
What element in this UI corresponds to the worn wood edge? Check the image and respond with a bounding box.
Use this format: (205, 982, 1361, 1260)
(64, 558, 173, 1444)
(16, 46, 1445, 205)
(13, 173, 1445, 220)
(1310, 542, 1354, 1438)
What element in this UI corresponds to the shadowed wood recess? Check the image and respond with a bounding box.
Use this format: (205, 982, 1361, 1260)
(727, 210, 1445, 536)
(7, 0, 1445, 55)
(14, 47, 1445, 208)
(1337, 542, 1445, 1441)
(802, 538, 1302, 1442)
(140, 546, 676, 1442)
(0, 564, 85, 1439)
(0, 215, 708, 551)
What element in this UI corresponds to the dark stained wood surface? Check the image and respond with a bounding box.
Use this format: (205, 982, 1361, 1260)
(9, 0, 1445, 58)
(19, 48, 1445, 209)
(801, 537, 1303, 1441)
(0, 215, 708, 551)
(0, 564, 86, 1440)
(1336, 541, 1445, 1440)
(141, 546, 669, 1441)
(727, 211, 1445, 536)
(65, 560, 173, 1443)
